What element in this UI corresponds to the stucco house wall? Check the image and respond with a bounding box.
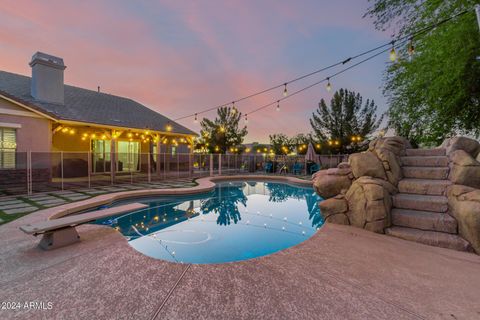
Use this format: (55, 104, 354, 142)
(0, 98, 52, 153)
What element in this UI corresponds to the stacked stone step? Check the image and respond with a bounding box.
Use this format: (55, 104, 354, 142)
(385, 148, 472, 251)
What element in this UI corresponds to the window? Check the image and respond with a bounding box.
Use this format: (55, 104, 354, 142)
(0, 127, 17, 169)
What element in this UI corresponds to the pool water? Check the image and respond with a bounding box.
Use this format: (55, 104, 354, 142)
(94, 181, 324, 264)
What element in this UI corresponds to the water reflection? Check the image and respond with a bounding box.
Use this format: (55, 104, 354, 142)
(97, 181, 324, 236)
(200, 183, 247, 225)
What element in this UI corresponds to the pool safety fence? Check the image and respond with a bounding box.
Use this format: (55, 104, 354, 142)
(0, 152, 348, 196)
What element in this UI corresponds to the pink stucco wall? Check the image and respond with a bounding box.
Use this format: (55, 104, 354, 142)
(0, 97, 52, 152)
(0, 114, 52, 152)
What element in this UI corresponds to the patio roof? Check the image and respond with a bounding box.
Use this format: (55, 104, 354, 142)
(0, 70, 197, 136)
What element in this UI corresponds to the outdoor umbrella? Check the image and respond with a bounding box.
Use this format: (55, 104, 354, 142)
(305, 142, 317, 162)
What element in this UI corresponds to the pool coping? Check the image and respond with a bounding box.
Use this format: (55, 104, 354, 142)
(35, 175, 313, 221)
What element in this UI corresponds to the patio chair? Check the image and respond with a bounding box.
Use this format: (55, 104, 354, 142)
(309, 163, 320, 174)
(292, 162, 303, 175)
(277, 162, 288, 174)
(264, 162, 273, 174)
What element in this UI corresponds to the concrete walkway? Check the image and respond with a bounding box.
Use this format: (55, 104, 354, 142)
(1, 210, 479, 319)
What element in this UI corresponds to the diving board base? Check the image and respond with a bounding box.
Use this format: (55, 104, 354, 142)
(39, 227, 80, 250)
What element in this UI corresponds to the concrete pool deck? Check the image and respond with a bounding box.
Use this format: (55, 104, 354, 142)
(1, 178, 480, 319)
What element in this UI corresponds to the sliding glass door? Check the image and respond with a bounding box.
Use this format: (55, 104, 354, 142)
(91, 139, 111, 173)
(117, 141, 140, 172)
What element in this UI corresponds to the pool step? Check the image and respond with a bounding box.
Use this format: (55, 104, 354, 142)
(385, 227, 472, 252)
(391, 209, 457, 234)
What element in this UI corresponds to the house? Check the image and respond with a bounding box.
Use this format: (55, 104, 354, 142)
(0, 52, 197, 192)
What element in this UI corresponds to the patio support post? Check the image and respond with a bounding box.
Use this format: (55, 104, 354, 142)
(60, 151, 64, 191)
(163, 152, 166, 179)
(110, 136, 116, 185)
(177, 153, 180, 178)
(148, 151, 151, 183)
(156, 139, 161, 178)
(87, 151, 91, 189)
(165, 143, 170, 179)
(189, 152, 192, 178)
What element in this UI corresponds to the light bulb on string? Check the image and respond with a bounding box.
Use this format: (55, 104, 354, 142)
(389, 41, 397, 62)
(244, 114, 248, 124)
(231, 102, 236, 114)
(276, 100, 280, 112)
(283, 83, 288, 97)
(326, 78, 332, 92)
(194, 113, 198, 123)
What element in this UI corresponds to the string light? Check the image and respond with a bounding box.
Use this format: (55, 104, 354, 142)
(276, 100, 280, 112)
(389, 41, 397, 62)
(231, 102, 236, 114)
(326, 78, 332, 92)
(194, 113, 198, 123)
(169, 10, 469, 121)
(244, 114, 248, 124)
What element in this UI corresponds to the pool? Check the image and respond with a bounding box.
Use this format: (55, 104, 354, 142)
(94, 181, 324, 264)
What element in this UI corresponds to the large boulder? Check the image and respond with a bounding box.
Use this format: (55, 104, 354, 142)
(449, 150, 480, 189)
(448, 185, 480, 254)
(349, 152, 387, 180)
(441, 136, 480, 157)
(312, 166, 353, 199)
(319, 195, 349, 225)
(369, 136, 410, 185)
(344, 177, 395, 233)
(374, 147, 403, 186)
(314, 137, 408, 233)
(369, 136, 411, 156)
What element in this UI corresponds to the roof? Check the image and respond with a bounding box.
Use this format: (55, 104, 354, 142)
(0, 70, 197, 136)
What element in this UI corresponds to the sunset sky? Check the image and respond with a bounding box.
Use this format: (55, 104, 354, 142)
(0, 0, 393, 143)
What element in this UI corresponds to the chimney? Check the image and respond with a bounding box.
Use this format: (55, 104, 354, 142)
(29, 52, 66, 104)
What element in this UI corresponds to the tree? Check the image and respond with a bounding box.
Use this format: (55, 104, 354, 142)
(198, 106, 248, 153)
(365, 0, 480, 146)
(309, 88, 383, 153)
(269, 133, 320, 155)
(269, 134, 293, 155)
(291, 133, 314, 155)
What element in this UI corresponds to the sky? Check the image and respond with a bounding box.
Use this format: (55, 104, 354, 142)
(0, 0, 393, 143)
